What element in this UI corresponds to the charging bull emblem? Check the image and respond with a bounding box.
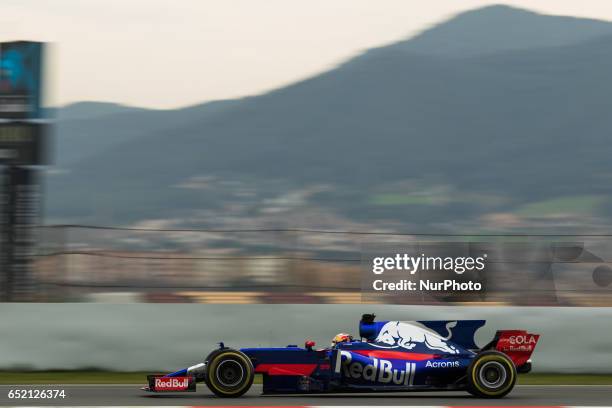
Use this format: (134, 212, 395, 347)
(375, 321, 459, 354)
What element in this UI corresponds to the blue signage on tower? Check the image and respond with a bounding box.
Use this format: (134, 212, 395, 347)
(0, 41, 43, 119)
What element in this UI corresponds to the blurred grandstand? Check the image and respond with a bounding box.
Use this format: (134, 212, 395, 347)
(26, 224, 612, 305)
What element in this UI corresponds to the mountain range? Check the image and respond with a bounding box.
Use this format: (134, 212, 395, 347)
(46, 5, 612, 232)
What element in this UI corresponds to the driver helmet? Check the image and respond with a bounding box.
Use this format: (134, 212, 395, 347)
(331, 333, 353, 347)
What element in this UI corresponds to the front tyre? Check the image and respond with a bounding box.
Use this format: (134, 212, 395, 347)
(205, 349, 254, 398)
(467, 351, 516, 398)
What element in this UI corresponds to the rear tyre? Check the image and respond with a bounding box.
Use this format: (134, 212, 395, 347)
(467, 351, 516, 398)
(205, 349, 254, 398)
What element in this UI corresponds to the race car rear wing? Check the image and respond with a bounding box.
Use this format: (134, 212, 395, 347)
(484, 330, 540, 370)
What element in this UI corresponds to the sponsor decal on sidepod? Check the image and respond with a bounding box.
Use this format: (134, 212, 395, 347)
(425, 360, 460, 368)
(335, 350, 416, 385)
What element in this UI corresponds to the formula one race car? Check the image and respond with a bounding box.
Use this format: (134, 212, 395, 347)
(143, 314, 539, 399)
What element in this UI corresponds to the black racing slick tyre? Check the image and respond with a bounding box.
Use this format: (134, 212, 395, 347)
(467, 351, 516, 398)
(204, 349, 254, 398)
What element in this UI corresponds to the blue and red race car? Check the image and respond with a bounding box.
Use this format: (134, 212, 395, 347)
(143, 314, 539, 399)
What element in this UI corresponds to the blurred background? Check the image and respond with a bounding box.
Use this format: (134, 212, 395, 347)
(31, 227, 612, 305)
(3, 1, 612, 305)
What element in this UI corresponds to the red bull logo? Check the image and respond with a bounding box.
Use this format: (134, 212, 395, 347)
(335, 350, 415, 385)
(154, 377, 190, 391)
(375, 321, 459, 354)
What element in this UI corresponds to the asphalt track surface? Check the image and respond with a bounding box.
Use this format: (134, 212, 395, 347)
(1, 384, 612, 406)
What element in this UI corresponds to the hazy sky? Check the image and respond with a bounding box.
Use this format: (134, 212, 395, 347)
(4, 0, 612, 109)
